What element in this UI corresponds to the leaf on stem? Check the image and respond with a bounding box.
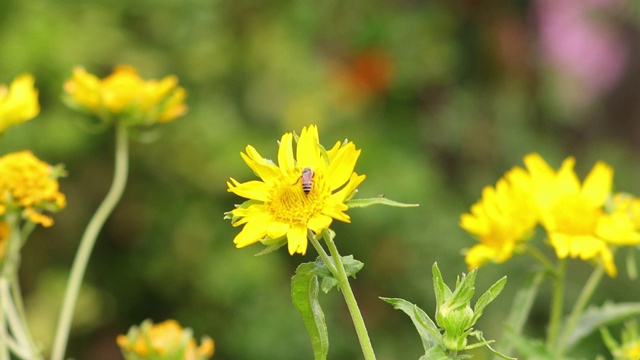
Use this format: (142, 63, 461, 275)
(380, 297, 440, 353)
(311, 256, 364, 293)
(291, 262, 329, 360)
(346, 197, 419, 208)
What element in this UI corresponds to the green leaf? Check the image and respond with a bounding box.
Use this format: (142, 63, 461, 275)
(253, 239, 287, 256)
(311, 255, 364, 293)
(563, 302, 640, 350)
(345, 197, 419, 208)
(472, 276, 506, 323)
(380, 297, 440, 353)
(469, 330, 516, 360)
(291, 262, 329, 360)
(499, 269, 545, 356)
(419, 345, 449, 360)
(447, 268, 477, 309)
(432, 263, 450, 308)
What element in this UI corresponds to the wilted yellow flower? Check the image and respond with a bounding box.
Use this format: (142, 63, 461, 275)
(461, 166, 538, 269)
(0, 74, 39, 134)
(524, 153, 640, 276)
(226, 125, 366, 255)
(63, 65, 187, 125)
(117, 319, 214, 360)
(0, 151, 66, 227)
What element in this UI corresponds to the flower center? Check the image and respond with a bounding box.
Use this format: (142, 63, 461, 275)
(266, 171, 327, 225)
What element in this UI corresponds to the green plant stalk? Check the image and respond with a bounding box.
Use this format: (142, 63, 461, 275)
(323, 236, 376, 360)
(547, 258, 566, 352)
(556, 264, 605, 355)
(308, 232, 337, 276)
(1, 212, 37, 359)
(50, 124, 129, 360)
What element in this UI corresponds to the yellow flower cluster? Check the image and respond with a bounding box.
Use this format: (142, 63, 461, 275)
(0, 151, 66, 227)
(0, 74, 39, 134)
(63, 65, 187, 125)
(461, 153, 640, 276)
(227, 125, 365, 255)
(117, 319, 214, 360)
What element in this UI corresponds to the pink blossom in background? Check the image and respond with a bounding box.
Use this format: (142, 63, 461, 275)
(536, 0, 629, 106)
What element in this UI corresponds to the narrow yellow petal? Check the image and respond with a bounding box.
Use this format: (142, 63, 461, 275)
(233, 216, 269, 248)
(227, 179, 269, 201)
(325, 142, 360, 191)
(287, 224, 308, 255)
(333, 173, 366, 202)
(308, 214, 333, 234)
(267, 221, 290, 239)
(296, 125, 322, 170)
(278, 132, 296, 174)
(242, 145, 279, 181)
(581, 161, 612, 207)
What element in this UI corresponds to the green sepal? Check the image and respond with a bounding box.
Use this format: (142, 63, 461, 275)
(471, 275, 506, 324)
(291, 262, 329, 360)
(346, 196, 419, 208)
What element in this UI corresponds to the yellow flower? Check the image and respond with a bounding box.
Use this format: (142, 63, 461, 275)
(461, 166, 538, 269)
(227, 125, 366, 255)
(524, 153, 640, 276)
(0, 74, 39, 134)
(117, 319, 214, 360)
(63, 65, 187, 125)
(0, 151, 66, 227)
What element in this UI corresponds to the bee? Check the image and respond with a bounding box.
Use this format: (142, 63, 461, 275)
(300, 167, 314, 194)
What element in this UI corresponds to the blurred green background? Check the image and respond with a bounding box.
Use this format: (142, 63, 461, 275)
(2, 0, 640, 359)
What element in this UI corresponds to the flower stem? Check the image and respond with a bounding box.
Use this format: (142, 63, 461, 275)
(50, 124, 129, 360)
(547, 258, 566, 352)
(556, 264, 605, 355)
(322, 235, 376, 360)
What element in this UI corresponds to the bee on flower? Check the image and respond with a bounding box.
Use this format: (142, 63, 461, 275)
(225, 125, 366, 255)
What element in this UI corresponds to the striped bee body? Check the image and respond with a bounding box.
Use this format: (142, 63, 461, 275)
(301, 167, 314, 195)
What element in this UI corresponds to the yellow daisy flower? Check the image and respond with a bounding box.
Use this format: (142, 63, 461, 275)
(0, 151, 66, 227)
(63, 65, 187, 125)
(461, 166, 538, 269)
(524, 153, 640, 276)
(227, 125, 366, 255)
(0, 74, 39, 134)
(117, 319, 214, 360)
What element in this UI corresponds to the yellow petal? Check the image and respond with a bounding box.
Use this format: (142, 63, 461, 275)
(325, 142, 361, 192)
(233, 215, 269, 248)
(308, 214, 333, 233)
(242, 145, 279, 182)
(296, 125, 322, 170)
(227, 178, 269, 201)
(267, 221, 290, 239)
(581, 161, 612, 207)
(287, 224, 308, 255)
(278, 132, 295, 175)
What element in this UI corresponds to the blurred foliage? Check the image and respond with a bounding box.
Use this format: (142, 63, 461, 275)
(1, 0, 640, 359)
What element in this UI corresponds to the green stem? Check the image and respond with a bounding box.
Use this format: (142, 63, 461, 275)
(307, 231, 337, 275)
(523, 244, 555, 272)
(50, 124, 129, 360)
(322, 234, 376, 360)
(547, 258, 566, 352)
(556, 264, 605, 355)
